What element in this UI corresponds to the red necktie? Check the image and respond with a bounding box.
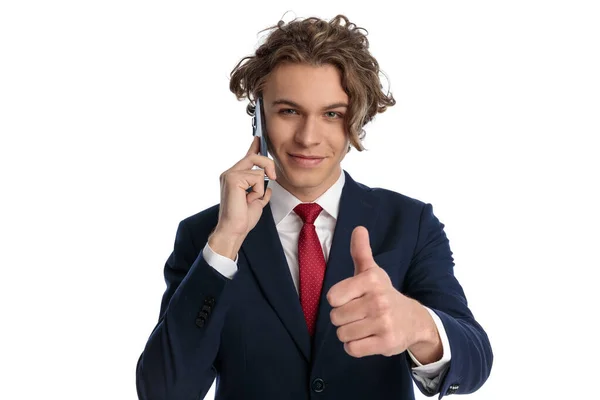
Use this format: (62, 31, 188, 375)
(294, 203, 326, 337)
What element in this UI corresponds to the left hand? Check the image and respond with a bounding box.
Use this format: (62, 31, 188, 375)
(327, 226, 425, 358)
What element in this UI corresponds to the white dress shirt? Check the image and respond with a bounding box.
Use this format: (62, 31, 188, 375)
(202, 170, 451, 391)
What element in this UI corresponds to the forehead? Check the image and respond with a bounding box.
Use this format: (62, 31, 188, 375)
(263, 63, 348, 105)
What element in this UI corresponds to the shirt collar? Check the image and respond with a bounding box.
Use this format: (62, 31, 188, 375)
(268, 169, 346, 226)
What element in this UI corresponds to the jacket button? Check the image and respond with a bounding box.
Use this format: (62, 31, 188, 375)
(195, 317, 206, 328)
(201, 304, 212, 313)
(311, 378, 325, 393)
(204, 296, 216, 306)
(447, 383, 459, 394)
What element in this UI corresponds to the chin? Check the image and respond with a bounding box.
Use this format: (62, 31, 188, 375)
(287, 172, 322, 186)
(282, 166, 326, 188)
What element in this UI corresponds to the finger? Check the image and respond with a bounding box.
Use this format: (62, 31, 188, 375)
(246, 154, 277, 181)
(246, 189, 264, 204)
(351, 226, 376, 275)
(246, 136, 260, 156)
(257, 187, 273, 206)
(327, 275, 369, 308)
(231, 154, 277, 180)
(235, 170, 265, 194)
(245, 179, 268, 203)
(223, 170, 265, 202)
(248, 188, 272, 212)
(330, 296, 369, 327)
(336, 317, 374, 344)
(344, 335, 384, 358)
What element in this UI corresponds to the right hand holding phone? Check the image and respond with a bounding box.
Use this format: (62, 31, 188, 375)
(208, 137, 277, 260)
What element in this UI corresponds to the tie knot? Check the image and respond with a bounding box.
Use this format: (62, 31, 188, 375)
(294, 203, 323, 224)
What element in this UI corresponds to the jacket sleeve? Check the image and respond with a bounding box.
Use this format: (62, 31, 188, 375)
(403, 203, 493, 398)
(136, 219, 233, 400)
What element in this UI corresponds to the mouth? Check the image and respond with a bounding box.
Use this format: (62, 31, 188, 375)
(288, 153, 325, 168)
(289, 153, 324, 160)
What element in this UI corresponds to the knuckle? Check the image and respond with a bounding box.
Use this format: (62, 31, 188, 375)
(250, 154, 262, 165)
(336, 327, 346, 342)
(330, 309, 339, 326)
(326, 290, 335, 306)
(346, 341, 360, 358)
(374, 294, 390, 313)
(380, 315, 393, 332)
(223, 171, 236, 182)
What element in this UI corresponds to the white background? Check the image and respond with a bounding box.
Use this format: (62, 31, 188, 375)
(1, 1, 599, 399)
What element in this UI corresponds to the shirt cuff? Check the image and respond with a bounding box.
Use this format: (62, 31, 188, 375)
(408, 307, 451, 377)
(202, 242, 239, 279)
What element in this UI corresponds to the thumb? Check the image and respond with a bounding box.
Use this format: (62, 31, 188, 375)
(250, 187, 272, 209)
(351, 226, 375, 275)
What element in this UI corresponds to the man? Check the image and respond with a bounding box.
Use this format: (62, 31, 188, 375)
(136, 15, 493, 400)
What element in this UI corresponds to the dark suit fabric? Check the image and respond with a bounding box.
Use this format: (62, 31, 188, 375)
(136, 171, 493, 400)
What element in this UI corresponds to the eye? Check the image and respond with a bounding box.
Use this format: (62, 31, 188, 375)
(279, 108, 298, 115)
(325, 111, 343, 119)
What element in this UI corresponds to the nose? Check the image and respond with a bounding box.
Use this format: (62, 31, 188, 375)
(294, 116, 321, 147)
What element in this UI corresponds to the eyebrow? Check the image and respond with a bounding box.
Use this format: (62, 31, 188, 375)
(271, 98, 348, 110)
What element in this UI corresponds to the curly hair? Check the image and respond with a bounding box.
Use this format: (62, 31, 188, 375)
(229, 14, 396, 151)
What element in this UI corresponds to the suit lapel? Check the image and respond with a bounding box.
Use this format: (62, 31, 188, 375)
(240, 171, 380, 365)
(311, 171, 380, 365)
(241, 204, 311, 362)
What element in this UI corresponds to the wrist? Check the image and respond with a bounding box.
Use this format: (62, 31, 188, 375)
(407, 300, 442, 360)
(208, 228, 245, 261)
(414, 301, 439, 343)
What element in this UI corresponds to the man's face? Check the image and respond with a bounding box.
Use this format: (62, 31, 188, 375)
(262, 63, 350, 202)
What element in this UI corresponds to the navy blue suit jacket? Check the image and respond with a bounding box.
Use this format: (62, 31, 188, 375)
(136, 171, 493, 399)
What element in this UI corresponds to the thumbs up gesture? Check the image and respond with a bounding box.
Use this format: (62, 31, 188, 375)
(326, 226, 441, 360)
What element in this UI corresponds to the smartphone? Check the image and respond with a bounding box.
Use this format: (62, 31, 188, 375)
(252, 96, 270, 191)
(252, 97, 269, 159)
